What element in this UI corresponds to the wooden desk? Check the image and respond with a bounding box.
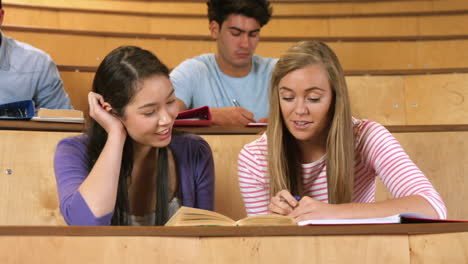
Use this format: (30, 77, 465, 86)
(3, 120, 468, 134)
(0, 120, 266, 134)
(0, 224, 467, 263)
(0, 120, 86, 132)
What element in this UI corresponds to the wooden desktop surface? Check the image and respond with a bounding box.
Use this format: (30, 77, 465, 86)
(1, 222, 468, 237)
(0, 224, 467, 264)
(2, 120, 468, 134)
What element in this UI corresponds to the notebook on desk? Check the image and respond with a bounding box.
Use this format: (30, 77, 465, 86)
(246, 122, 267, 127)
(31, 108, 85, 123)
(174, 106, 212, 127)
(298, 213, 467, 226)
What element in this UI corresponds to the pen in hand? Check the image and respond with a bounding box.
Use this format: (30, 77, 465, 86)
(231, 99, 256, 123)
(232, 99, 241, 107)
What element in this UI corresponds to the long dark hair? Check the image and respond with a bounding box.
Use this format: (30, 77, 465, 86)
(87, 46, 171, 225)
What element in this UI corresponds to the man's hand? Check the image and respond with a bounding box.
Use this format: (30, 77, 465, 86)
(211, 107, 256, 126)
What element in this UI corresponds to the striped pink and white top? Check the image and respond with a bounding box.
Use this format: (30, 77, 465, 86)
(237, 119, 447, 219)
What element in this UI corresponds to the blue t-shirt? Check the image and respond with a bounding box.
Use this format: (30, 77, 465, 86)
(170, 53, 277, 121)
(0, 30, 72, 109)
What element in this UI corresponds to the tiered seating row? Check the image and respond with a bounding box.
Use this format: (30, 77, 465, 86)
(4, 0, 468, 16)
(5, 3, 468, 38)
(1, 0, 467, 226)
(5, 27, 468, 72)
(59, 69, 468, 126)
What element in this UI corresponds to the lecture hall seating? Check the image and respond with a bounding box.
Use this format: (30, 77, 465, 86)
(1, 0, 468, 224)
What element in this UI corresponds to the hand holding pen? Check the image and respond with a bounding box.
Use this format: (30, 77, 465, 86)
(268, 189, 301, 216)
(210, 106, 256, 126)
(232, 99, 241, 107)
(232, 99, 256, 122)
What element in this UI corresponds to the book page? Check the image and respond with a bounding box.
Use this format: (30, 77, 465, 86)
(236, 214, 296, 226)
(165, 206, 236, 226)
(32, 108, 85, 123)
(246, 123, 267, 127)
(36, 108, 84, 118)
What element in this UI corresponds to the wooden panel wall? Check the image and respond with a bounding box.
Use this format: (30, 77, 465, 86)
(0, 131, 73, 225)
(0, 236, 201, 263)
(60, 71, 468, 126)
(199, 235, 409, 263)
(0, 234, 410, 264)
(1, 0, 467, 226)
(0, 230, 467, 264)
(60, 71, 94, 116)
(410, 233, 468, 264)
(1, 129, 467, 224)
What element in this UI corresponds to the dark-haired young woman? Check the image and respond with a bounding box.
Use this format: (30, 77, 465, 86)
(54, 46, 214, 225)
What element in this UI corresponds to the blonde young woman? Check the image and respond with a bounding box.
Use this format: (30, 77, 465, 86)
(237, 41, 446, 222)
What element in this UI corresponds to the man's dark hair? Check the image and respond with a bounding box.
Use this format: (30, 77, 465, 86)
(0, 0, 3, 9)
(207, 0, 272, 28)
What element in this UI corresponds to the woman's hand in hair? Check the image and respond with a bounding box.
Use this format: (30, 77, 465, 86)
(288, 196, 339, 222)
(268, 190, 299, 216)
(88, 92, 126, 137)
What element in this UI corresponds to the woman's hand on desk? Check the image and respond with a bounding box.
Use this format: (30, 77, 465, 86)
(268, 190, 299, 215)
(88, 92, 126, 137)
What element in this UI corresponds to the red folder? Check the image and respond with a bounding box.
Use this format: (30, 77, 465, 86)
(174, 106, 212, 127)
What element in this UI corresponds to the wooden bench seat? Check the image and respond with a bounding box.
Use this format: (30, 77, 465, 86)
(5, 3, 468, 38)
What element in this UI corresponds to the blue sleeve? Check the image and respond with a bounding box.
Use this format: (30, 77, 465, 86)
(193, 137, 215, 211)
(34, 57, 73, 110)
(54, 137, 113, 225)
(170, 59, 198, 109)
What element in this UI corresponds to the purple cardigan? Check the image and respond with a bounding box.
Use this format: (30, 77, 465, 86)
(54, 133, 214, 225)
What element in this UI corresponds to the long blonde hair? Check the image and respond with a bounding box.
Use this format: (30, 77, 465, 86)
(266, 41, 354, 204)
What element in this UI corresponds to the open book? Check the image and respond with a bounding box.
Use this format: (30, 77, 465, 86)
(298, 213, 466, 226)
(165, 206, 296, 226)
(31, 108, 84, 123)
